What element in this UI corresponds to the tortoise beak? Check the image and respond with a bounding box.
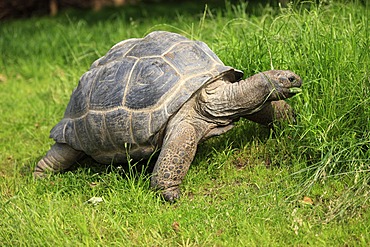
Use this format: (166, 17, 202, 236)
(285, 73, 302, 96)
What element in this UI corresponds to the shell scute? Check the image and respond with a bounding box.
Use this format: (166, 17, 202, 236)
(91, 39, 139, 68)
(64, 70, 94, 118)
(150, 108, 169, 137)
(73, 117, 93, 152)
(49, 118, 68, 143)
(194, 41, 224, 64)
(85, 112, 116, 152)
(104, 108, 133, 148)
(125, 32, 187, 58)
(89, 58, 136, 110)
(165, 87, 195, 115)
(131, 111, 151, 144)
(124, 57, 179, 110)
(164, 41, 213, 76)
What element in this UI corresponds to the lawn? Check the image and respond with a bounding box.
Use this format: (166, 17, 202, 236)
(0, 0, 369, 246)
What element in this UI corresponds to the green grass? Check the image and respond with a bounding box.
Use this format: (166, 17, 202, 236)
(0, 0, 369, 246)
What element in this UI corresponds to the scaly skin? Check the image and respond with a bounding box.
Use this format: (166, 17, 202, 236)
(150, 121, 198, 201)
(34, 143, 84, 178)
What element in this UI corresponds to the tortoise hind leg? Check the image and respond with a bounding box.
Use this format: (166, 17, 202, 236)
(34, 143, 85, 178)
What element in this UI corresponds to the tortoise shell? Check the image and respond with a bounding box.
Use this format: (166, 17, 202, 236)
(50, 31, 243, 162)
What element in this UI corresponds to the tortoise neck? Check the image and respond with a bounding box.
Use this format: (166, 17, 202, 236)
(198, 74, 270, 121)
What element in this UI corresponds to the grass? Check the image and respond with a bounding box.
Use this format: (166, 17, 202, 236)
(0, 0, 369, 245)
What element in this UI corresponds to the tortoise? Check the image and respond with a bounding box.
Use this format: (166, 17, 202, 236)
(35, 31, 302, 201)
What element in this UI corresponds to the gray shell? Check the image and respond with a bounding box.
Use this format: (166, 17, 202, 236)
(50, 31, 242, 161)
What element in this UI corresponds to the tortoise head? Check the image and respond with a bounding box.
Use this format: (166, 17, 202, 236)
(196, 69, 303, 121)
(260, 70, 303, 100)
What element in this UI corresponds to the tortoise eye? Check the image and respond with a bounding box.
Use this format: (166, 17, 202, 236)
(288, 76, 296, 83)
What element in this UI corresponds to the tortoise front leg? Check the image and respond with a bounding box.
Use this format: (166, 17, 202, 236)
(245, 100, 295, 126)
(151, 121, 198, 202)
(34, 143, 84, 178)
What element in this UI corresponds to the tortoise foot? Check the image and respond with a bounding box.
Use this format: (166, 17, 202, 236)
(162, 187, 181, 202)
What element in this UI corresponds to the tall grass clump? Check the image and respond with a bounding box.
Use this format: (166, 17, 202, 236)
(277, 2, 369, 193)
(215, 0, 369, 186)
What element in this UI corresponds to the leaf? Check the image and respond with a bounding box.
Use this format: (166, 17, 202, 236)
(85, 196, 104, 206)
(172, 221, 180, 233)
(302, 196, 314, 205)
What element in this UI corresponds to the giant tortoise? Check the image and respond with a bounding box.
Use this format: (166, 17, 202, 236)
(35, 31, 302, 201)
